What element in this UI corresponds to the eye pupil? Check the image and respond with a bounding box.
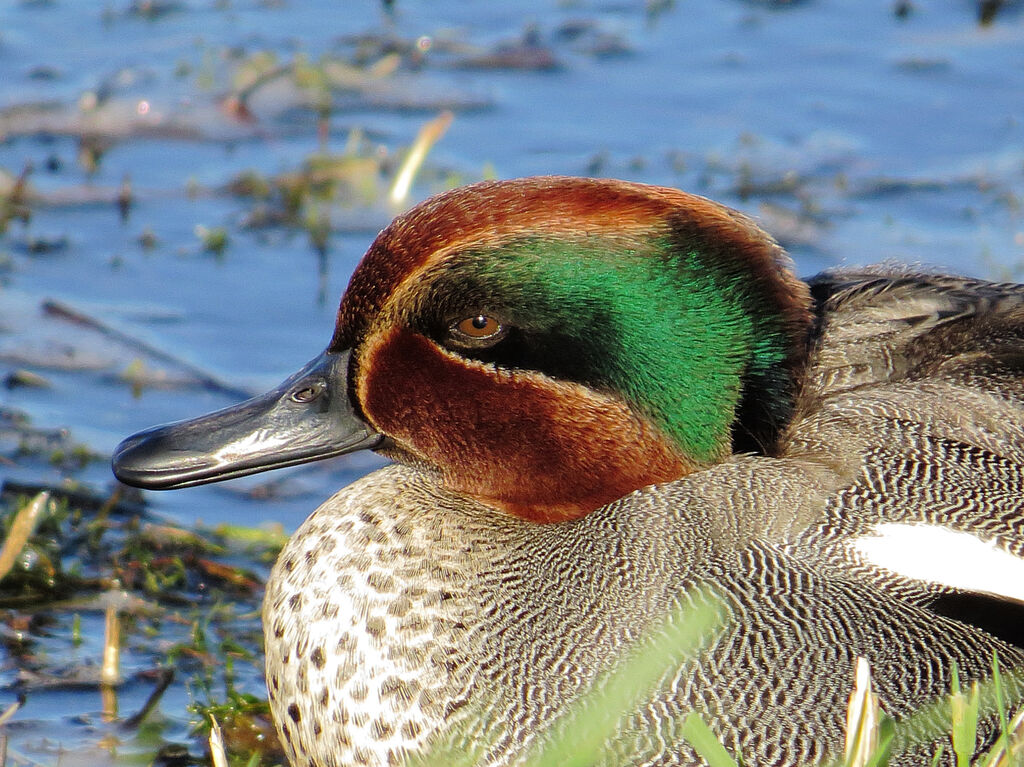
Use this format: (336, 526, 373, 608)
(471, 316, 488, 330)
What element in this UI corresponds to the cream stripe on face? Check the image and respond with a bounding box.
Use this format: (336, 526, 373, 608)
(851, 522, 1024, 604)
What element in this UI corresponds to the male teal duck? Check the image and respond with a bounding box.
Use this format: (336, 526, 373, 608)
(113, 177, 1024, 766)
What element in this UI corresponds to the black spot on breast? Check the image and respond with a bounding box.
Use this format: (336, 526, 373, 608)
(337, 633, 356, 651)
(288, 703, 302, 723)
(311, 646, 326, 669)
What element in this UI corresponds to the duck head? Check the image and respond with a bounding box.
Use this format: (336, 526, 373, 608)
(113, 176, 813, 522)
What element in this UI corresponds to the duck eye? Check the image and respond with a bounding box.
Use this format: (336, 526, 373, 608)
(459, 316, 500, 337)
(449, 315, 506, 346)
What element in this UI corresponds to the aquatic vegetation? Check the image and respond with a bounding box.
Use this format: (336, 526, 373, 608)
(0, 486, 287, 765)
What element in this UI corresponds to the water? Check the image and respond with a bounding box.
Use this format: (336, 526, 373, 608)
(1, 0, 1023, 762)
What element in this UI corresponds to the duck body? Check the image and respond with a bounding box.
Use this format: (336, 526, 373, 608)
(112, 177, 1024, 766)
(264, 465, 1023, 767)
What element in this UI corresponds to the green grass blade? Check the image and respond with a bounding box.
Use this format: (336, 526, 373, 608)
(524, 588, 728, 767)
(411, 586, 730, 767)
(680, 711, 741, 767)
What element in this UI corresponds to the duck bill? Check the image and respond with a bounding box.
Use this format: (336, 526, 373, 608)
(111, 350, 381, 490)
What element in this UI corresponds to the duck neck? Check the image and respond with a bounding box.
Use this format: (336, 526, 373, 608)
(660, 212, 814, 456)
(627, 238, 807, 461)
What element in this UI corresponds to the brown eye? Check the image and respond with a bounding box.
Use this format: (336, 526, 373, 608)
(448, 315, 507, 347)
(456, 315, 502, 339)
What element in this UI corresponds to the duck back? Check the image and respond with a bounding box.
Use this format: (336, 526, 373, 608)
(776, 270, 1024, 639)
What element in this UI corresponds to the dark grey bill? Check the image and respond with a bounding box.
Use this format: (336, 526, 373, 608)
(112, 350, 381, 490)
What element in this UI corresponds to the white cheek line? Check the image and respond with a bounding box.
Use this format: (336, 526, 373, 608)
(851, 522, 1024, 604)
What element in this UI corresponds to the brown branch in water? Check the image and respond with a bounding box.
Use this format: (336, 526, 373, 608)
(41, 299, 254, 400)
(121, 668, 176, 730)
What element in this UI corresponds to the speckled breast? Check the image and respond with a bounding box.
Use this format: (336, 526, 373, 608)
(263, 466, 489, 767)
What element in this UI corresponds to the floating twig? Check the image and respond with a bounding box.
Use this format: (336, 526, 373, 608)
(0, 696, 24, 727)
(0, 480, 144, 517)
(121, 668, 176, 730)
(42, 299, 253, 400)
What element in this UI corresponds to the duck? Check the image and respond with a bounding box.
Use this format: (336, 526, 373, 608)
(111, 176, 1024, 767)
